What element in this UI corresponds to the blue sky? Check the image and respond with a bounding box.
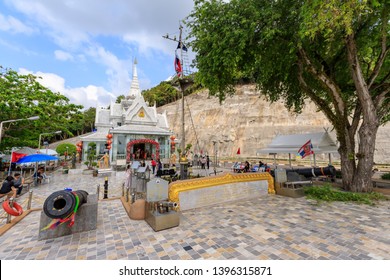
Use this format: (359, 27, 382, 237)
(0, 0, 194, 109)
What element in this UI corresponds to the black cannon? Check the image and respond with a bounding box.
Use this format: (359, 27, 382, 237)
(43, 190, 89, 219)
(286, 165, 336, 178)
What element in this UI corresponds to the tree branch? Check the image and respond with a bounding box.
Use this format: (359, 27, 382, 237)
(375, 87, 390, 113)
(350, 104, 362, 137)
(298, 48, 346, 118)
(368, 6, 389, 89)
(367, 44, 389, 89)
(346, 35, 377, 123)
(297, 58, 337, 124)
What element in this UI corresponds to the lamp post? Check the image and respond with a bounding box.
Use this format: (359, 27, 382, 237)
(1, 116, 40, 175)
(38, 130, 62, 150)
(0, 116, 40, 143)
(212, 140, 218, 175)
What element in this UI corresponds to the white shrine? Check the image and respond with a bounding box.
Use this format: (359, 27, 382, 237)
(80, 60, 172, 164)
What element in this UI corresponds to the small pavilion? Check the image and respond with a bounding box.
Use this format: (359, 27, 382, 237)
(257, 131, 339, 166)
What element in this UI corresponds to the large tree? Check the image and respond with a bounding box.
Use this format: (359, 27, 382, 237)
(187, 0, 390, 192)
(0, 67, 83, 150)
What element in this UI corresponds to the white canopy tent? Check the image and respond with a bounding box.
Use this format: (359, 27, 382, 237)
(38, 149, 58, 156)
(257, 131, 339, 166)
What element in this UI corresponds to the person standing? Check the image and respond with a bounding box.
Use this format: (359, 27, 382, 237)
(206, 155, 210, 169)
(125, 164, 132, 189)
(156, 159, 162, 177)
(151, 159, 157, 174)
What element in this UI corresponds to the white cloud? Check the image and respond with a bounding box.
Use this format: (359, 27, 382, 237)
(54, 50, 74, 61)
(0, 13, 36, 34)
(18, 68, 116, 109)
(5, 0, 194, 53)
(3, 0, 195, 107)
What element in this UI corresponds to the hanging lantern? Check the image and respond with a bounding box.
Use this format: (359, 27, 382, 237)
(76, 147, 81, 152)
(107, 139, 112, 145)
(107, 145, 111, 150)
(107, 134, 113, 139)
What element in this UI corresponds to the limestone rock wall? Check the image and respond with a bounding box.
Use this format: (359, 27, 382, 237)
(158, 84, 390, 164)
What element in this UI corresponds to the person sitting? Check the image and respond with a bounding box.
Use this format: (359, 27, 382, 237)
(34, 167, 47, 184)
(13, 173, 24, 196)
(244, 161, 250, 172)
(0, 176, 17, 200)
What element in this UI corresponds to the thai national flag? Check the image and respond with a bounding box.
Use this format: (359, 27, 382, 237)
(297, 140, 314, 159)
(174, 52, 182, 77)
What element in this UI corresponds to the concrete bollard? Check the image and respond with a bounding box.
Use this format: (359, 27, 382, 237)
(96, 184, 100, 200)
(6, 198, 14, 224)
(27, 190, 33, 210)
(126, 187, 130, 202)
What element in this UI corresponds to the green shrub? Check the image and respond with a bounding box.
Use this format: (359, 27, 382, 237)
(303, 185, 388, 205)
(56, 143, 76, 156)
(381, 173, 390, 180)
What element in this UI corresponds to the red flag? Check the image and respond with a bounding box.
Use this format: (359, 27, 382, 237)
(297, 140, 314, 159)
(236, 148, 241, 155)
(12, 152, 27, 163)
(174, 52, 182, 77)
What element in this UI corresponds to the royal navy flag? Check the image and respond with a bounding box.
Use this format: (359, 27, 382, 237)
(297, 140, 314, 159)
(177, 41, 188, 52)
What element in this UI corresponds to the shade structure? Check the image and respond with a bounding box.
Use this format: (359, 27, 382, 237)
(16, 154, 59, 163)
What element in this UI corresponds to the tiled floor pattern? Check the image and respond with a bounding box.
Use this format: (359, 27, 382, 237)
(0, 172, 389, 260)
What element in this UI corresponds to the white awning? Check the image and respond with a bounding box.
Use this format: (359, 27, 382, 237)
(257, 131, 339, 155)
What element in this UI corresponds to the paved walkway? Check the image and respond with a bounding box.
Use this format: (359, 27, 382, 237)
(0, 169, 389, 260)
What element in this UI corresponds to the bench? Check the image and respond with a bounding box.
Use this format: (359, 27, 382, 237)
(372, 178, 390, 188)
(284, 180, 312, 189)
(98, 169, 114, 177)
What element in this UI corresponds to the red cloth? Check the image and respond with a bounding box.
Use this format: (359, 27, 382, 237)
(236, 148, 241, 155)
(12, 152, 27, 163)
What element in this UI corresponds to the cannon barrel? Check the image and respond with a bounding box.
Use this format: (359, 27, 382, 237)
(160, 201, 178, 208)
(286, 166, 336, 178)
(43, 190, 89, 219)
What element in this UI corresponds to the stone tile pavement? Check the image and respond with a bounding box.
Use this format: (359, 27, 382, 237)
(0, 169, 389, 260)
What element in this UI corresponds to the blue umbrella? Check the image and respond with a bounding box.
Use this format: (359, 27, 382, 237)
(16, 154, 59, 163)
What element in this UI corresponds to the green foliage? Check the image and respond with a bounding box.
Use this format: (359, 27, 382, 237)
(116, 95, 125, 103)
(304, 185, 388, 205)
(186, 0, 390, 192)
(81, 107, 96, 134)
(381, 173, 390, 180)
(142, 76, 203, 107)
(0, 66, 83, 150)
(56, 143, 76, 156)
(187, 0, 389, 116)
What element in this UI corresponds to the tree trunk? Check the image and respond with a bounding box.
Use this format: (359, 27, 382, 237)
(350, 121, 378, 192)
(338, 120, 378, 192)
(339, 146, 355, 191)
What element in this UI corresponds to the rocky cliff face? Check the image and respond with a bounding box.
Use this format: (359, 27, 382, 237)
(158, 84, 390, 164)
